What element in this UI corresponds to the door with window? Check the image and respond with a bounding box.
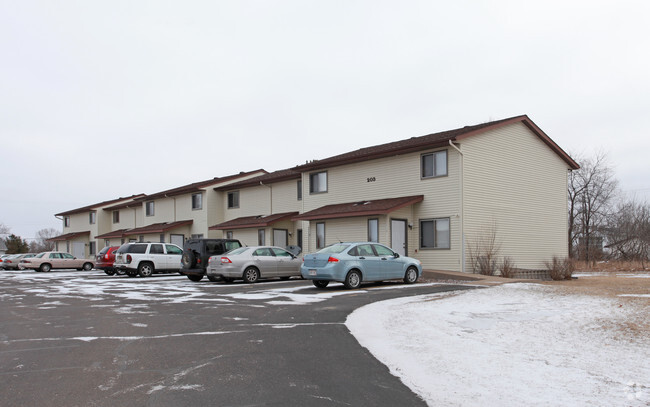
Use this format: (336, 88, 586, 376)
(391, 219, 407, 256)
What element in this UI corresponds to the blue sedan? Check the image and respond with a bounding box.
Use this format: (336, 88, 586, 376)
(301, 242, 422, 289)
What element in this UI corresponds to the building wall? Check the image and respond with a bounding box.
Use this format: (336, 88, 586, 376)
(461, 122, 570, 270)
(300, 148, 462, 270)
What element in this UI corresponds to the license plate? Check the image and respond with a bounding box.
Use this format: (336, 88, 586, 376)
(309, 269, 317, 276)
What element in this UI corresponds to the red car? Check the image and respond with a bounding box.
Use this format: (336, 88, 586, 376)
(96, 246, 121, 275)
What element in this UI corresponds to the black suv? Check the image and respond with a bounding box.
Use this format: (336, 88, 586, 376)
(180, 238, 242, 282)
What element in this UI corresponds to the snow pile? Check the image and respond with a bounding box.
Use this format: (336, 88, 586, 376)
(346, 283, 649, 407)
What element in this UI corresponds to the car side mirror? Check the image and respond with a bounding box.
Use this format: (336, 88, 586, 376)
(393, 253, 400, 258)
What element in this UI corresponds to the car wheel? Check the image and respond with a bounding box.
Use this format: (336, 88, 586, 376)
(82, 262, 93, 271)
(207, 275, 221, 282)
(344, 270, 362, 289)
(187, 274, 203, 282)
(404, 266, 418, 284)
(104, 269, 116, 276)
(137, 263, 154, 277)
(39, 263, 51, 273)
(313, 280, 329, 288)
(243, 267, 260, 284)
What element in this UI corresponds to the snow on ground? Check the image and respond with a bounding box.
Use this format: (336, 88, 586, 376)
(346, 283, 649, 407)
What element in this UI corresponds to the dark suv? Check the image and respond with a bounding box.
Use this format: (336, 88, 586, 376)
(180, 238, 242, 282)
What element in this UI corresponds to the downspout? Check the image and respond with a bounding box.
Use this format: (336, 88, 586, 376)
(448, 140, 465, 273)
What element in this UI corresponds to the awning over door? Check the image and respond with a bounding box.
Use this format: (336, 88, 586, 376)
(291, 195, 424, 221)
(47, 231, 90, 241)
(209, 212, 299, 230)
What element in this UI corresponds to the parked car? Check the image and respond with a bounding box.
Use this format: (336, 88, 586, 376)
(113, 242, 183, 277)
(95, 246, 121, 275)
(2, 253, 37, 270)
(180, 238, 242, 282)
(207, 246, 303, 283)
(20, 252, 95, 272)
(301, 242, 422, 289)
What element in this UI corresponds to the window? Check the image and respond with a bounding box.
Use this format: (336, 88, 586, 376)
(258, 229, 265, 245)
(159, 234, 165, 243)
(316, 222, 325, 249)
(272, 248, 292, 257)
(112, 210, 120, 224)
(146, 201, 155, 216)
(420, 218, 451, 249)
(421, 150, 448, 178)
(150, 244, 164, 254)
(191, 234, 204, 239)
(309, 171, 328, 194)
(226, 231, 233, 239)
(297, 180, 302, 201)
(368, 219, 379, 242)
(64, 216, 70, 227)
(89, 211, 96, 225)
(373, 244, 395, 257)
(165, 245, 183, 255)
(228, 191, 240, 209)
(192, 193, 203, 210)
(89, 241, 96, 255)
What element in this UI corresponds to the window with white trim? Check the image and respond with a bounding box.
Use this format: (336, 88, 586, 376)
(112, 210, 120, 224)
(420, 218, 450, 249)
(89, 211, 96, 225)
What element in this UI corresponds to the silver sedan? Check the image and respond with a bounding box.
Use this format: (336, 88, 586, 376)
(206, 246, 302, 283)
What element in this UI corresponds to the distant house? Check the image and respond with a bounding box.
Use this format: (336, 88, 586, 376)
(53, 115, 579, 272)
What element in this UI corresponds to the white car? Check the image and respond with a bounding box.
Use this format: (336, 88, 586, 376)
(113, 242, 183, 277)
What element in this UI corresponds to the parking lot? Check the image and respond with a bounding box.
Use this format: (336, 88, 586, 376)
(0, 269, 474, 406)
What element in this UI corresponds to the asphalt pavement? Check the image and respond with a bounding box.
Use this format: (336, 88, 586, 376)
(0, 269, 477, 406)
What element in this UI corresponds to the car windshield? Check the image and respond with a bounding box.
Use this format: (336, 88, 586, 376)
(316, 243, 351, 254)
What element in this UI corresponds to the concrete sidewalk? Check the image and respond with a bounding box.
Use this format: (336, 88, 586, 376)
(422, 269, 536, 284)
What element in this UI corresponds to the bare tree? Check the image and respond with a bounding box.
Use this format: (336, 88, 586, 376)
(604, 198, 650, 265)
(568, 151, 618, 262)
(0, 223, 10, 235)
(29, 228, 59, 253)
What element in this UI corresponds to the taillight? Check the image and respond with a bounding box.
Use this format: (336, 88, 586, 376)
(221, 257, 232, 264)
(104, 254, 110, 260)
(126, 254, 132, 264)
(327, 256, 339, 263)
(197, 258, 202, 264)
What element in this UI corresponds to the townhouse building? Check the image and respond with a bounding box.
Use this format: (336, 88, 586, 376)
(52, 115, 578, 273)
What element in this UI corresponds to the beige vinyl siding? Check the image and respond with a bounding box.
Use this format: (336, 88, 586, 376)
(223, 186, 270, 221)
(143, 198, 175, 225)
(462, 122, 570, 270)
(301, 149, 462, 270)
(223, 229, 258, 247)
(271, 180, 302, 214)
(175, 193, 209, 237)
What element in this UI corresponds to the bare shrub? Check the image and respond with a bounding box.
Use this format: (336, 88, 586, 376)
(546, 257, 574, 280)
(468, 223, 501, 275)
(499, 257, 516, 278)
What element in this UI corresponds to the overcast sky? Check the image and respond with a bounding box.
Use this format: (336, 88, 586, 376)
(2, 1, 649, 240)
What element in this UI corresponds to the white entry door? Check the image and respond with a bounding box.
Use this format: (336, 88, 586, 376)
(72, 242, 85, 258)
(391, 219, 407, 256)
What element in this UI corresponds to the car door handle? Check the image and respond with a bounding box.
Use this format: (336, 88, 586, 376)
(381, 257, 388, 260)
(359, 257, 366, 260)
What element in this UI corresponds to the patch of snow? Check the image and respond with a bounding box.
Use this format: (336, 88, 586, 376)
(346, 283, 650, 407)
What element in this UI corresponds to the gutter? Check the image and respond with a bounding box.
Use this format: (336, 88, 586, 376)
(448, 140, 465, 273)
